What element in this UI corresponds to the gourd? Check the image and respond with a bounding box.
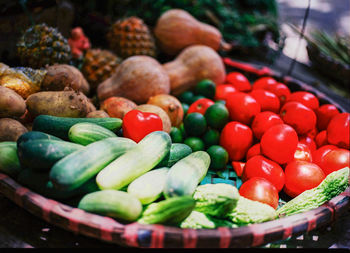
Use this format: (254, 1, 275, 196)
(163, 45, 226, 96)
(154, 9, 231, 56)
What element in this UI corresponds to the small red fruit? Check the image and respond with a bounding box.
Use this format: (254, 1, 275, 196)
(285, 91, 319, 111)
(316, 104, 340, 131)
(225, 72, 251, 92)
(251, 111, 284, 140)
(187, 98, 215, 115)
(250, 89, 280, 113)
(327, 112, 350, 149)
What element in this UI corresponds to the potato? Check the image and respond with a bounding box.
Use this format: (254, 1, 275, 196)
(0, 86, 26, 118)
(26, 90, 92, 118)
(0, 118, 28, 141)
(136, 104, 172, 133)
(86, 110, 110, 118)
(100, 96, 137, 119)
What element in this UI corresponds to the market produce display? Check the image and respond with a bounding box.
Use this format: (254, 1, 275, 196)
(0, 9, 349, 248)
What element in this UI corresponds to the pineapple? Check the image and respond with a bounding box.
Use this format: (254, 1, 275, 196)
(81, 48, 122, 91)
(106, 16, 157, 59)
(17, 23, 72, 69)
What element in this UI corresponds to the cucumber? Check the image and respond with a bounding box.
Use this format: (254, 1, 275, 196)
(17, 139, 83, 172)
(50, 137, 136, 191)
(163, 151, 211, 198)
(96, 131, 171, 190)
(0, 142, 22, 178)
(17, 131, 62, 147)
(157, 143, 192, 168)
(78, 190, 143, 221)
(68, 122, 117, 145)
(32, 115, 122, 140)
(127, 167, 169, 205)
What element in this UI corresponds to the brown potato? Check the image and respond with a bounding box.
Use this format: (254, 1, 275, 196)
(26, 90, 92, 118)
(136, 104, 172, 133)
(0, 86, 26, 118)
(86, 110, 110, 118)
(0, 118, 28, 141)
(100, 96, 137, 119)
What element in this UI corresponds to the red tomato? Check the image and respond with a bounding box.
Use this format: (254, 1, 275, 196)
(327, 112, 350, 149)
(294, 143, 312, 162)
(249, 89, 280, 113)
(260, 124, 299, 164)
(315, 104, 340, 131)
(246, 143, 261, 161)
(252, 77, 277, 90)
(242, 155, 285, 192)
(220, 121, 253, 161)
(280, 101, 317, 135)
(187, 98, 215, 115)
(312, 144, 338, 168)
(232, 161, 245, 177)
(319, 148, 350, 176)
(265, 82, 291, 105)
(239, 177, 279, 209)
(315, 130, 328, 148)
(307, 127, 319, 139)
(284, 160, 325, 198)
(298, 135, 317, 153)
(225, 72, 251, 92)
(251, 111, 283, 140)
(226, 92, 261, 125)
(214, 84, 237, 101)
(285, 91, 320, 111)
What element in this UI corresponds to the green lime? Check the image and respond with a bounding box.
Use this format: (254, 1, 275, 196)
(183, 112, 207, 137)
(190, 95, 206, 104)
(184, 137, 205, 152)
(182, 103, 189, 115)
(170, 127, 183, 143)
(178, 122, 187, 139)
(195, 79, 216, 99)
(202, 128, 220, 147)
(204, 103, 229, 130)
(178, 91, 194, 104)
(206, 145, 229, 171)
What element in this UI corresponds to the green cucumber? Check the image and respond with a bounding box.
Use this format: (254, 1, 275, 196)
(157, 143, 192, 168)
(0, 142, 22, 178)
(32, 115, 122, 140)
(17, 139, 83, 172)
(68, 122, 117, 145)
(50, 137, 136, 191)
(127, 167, 169, 205)
(17, 131, 62, 147)
(163, 151, 211, 198)
(78, 190, 143, 221)
(96, 131, 171, 190)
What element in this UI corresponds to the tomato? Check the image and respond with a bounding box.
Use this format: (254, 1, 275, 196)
(307, 127, 319, 139)
(315, 104, 340, 131)
(265, 82, 291, 105)
(220, 121, 253, 161)
(280, 101, 317, 135)
(246, 143, 261, 161)
(327, 112, 350, 149)
(252, 77, 277, 90)
(239, 177, 279, 209)
(285, 91, 319, 111)
(232, 161, 245, 177)
(318, 148, 350, 176)
(249, 89, 280, 113)
(284, 160, 325, 198)
(242, 155, 285, 192)
(315, 130, 328, 148)
(251, 111, 283, 140)
(298, 135, 317, 153)
(226, 92, 261, 125)
(260, 124, 298, 164)
(312, 144, 338, 168)
(294, 143, 312, 162)
(214, 84, 237, 101)
(187, 98, 215, 115)
(225, 72, 251, 92)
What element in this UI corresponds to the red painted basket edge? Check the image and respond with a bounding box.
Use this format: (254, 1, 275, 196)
(0, 173, 349, 248)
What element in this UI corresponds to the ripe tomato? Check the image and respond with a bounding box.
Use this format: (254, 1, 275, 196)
(315, 130, 328, 148)
(187, 98, 215, 115)
(260, 124, 298, 165)
(252, 77, 277, 90)
(246, 143, 261, 161)
(251, 111, 283, 140)
(285, 91, 319, 111)
(239, 177, 279, 209)
(220, 121, 253, 161)
(294, 143, 312, 162)
(226, 92, 261, 125)
(327, 112, 350, 149)
(306, 127, 318, 139)
(249, 89, 280, 113)
(280, 101, 317, 135)
(315, 104, 340, 131)
(265, 82, 291, 105)
(312, 144, 338, 168)
(284, 160, 325, 198)
(242, 155, 285, 192)
(298, 135, 317, 153)
(318, 148, 350, 176)
(225, 72, 251, 92)
(214, 84, 237, 101)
